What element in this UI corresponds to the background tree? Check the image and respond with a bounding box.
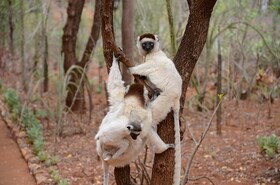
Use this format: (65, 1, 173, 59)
(7, 0, 14, 55)
(216, 39, 222, 135)
(20, 0, 27, 92)
(62, 0, 101, 111)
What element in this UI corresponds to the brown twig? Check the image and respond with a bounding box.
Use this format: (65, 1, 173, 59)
(189, 176, 215, 185)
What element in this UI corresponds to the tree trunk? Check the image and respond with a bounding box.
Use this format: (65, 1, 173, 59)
(121, 0, 134, 86)
(216, 39, 222, 135)
(33, 0, 40, 77)
(42, 33, 48, 92)
(7, 0, 14, 55)
(151, 1, 217, 185)
(20, 0, 27, 92)
(101, 0, 114, 70)
(114, 165, 133, 185)
(42, 0, 50, 92)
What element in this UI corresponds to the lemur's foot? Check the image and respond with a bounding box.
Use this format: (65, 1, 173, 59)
(167, 144, 175, 149)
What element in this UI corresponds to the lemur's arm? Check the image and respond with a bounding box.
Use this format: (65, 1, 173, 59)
(129, 62, 158, 76)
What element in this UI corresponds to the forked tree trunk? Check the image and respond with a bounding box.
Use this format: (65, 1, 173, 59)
(62, 0, 101, 111)
(62, 0, 85, 111)
(151, 1, 217, 184)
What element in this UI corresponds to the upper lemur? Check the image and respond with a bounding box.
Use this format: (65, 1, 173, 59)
(129, 33, 182, 185)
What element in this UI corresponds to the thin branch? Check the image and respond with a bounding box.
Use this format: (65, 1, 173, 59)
(186, 121, 197, 144)
(181, 96, 223, 185)
(80, 0, 101, 67)
(189, 176, 215, 185)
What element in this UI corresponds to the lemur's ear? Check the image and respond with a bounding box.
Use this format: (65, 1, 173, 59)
(155, 35, 159, 41)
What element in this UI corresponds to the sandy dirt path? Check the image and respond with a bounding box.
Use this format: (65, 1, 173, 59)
(0, 117, 36, 185)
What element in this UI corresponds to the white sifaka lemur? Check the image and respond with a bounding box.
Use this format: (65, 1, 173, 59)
(129, 33, 182, 185)
(95, 57, 174, 185)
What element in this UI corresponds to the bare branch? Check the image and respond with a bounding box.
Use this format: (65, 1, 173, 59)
(80, 0, 101, 67)
(189, 176, 215, 185)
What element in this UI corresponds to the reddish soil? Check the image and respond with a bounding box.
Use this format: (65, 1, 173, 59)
(0, 117, 36, 185)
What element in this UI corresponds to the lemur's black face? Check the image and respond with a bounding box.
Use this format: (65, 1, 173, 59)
(127, 123, 142, 140)
(141, 41, 154, 53)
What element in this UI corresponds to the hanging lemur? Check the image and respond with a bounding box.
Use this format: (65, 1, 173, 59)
(129, 33, 182, 185)
(95, 57, 174, 185)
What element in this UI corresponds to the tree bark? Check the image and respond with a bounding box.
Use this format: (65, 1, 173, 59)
(151, 1, 217, 185)
(42, 0, 51, 93)
(216, 39, 222, 135)
(114, 165, 133, 185)
(121, 0, 134, 85)
(7, 0, 14, 55)
(20, 0, 27, 92)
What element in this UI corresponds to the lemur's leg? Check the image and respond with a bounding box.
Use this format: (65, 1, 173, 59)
(150, 95, 174, 125)
(111, 139, 129, 159)
(148, 128, 174, 154)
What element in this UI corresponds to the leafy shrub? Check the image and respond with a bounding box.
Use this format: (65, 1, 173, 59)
(50, 168, 69, 185)
(32, 137, 45, 154)
(3, 88, 20, 109)
(257, 134, 279, 158)
(45, 156, 60, 167)
(22, 108, 40, 129)
(35, 109, 48, 119)
(2, 88, 21, 120)
(38, 151, 48, 162)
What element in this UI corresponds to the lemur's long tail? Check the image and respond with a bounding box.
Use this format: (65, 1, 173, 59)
(103, 163, 109, 185)
(173, 105, 181, 185)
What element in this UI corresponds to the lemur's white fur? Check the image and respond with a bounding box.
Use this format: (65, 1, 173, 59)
(95, 58, 174, 185)
(129, 33, 182, 185)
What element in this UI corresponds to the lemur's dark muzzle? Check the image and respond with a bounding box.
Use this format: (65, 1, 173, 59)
(142, 42, 154, 53)
(130, 132, 140, 140)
